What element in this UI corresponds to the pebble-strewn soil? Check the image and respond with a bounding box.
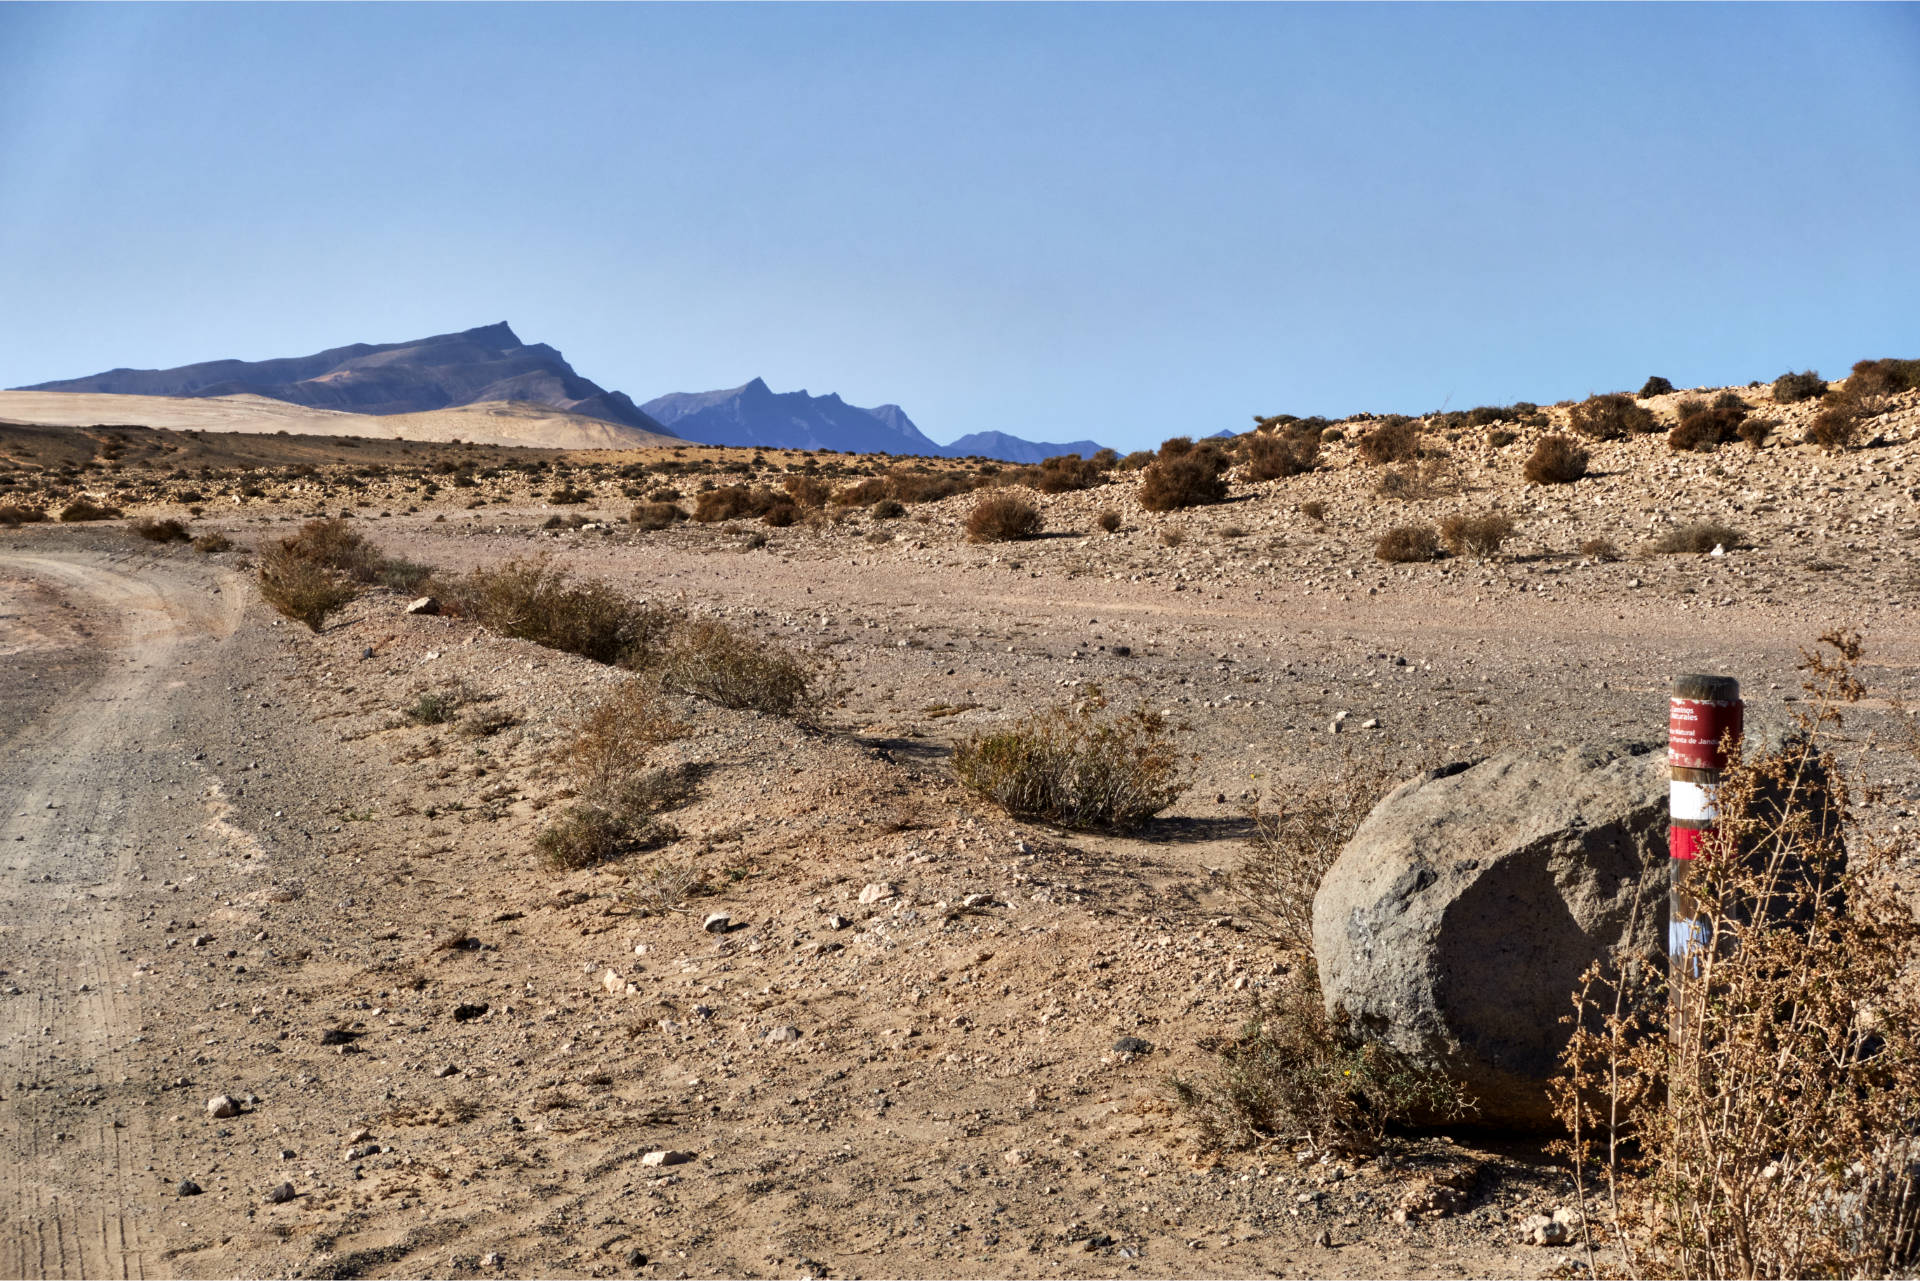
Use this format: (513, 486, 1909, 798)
(3, 380, 1919, 1279)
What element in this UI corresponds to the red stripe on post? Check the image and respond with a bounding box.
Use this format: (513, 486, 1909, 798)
(1669, 825, 1705, 861)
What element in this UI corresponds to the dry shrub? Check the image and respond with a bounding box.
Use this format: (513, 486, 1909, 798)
(562, 681, 689, 800)
(659, 617, 819, 718)
(1438, 511, 1516, 558)
(953, 700, 1188, 834)
(781, 475, 831, 508)
(1639, 375, 1675, 397)
(1375, 524, 1439, 563)
(1173, 966, 1474, 1153)
(1160, 527, 1186, 548)
(1232, 750, 1397, 951)
(193, 531, 233, 553)
(132, 517, 191, 543)
(1580, 537, 1621, 562)
(1355, 418, 1421, 465)
(1298, 500, 1327, 522)
(965, 493, 1043, 542)
(1093, 508, 1122, 534)
(871, 498, 906, 520)
(535, 805, 640, 872)
(1806, 403, 1861, 453)
(284, 517, 381, 579)
(443, 556, 675, 667)
(1487, 428, 1519, 448)
(1847, 356, 1920, 395)
(760, 500, 799, 527)
(257, 540, 358, 632)
(630, 502, 685, 531)
(1244, 430, 1319, 480)
(887, 467, 975, 504)
(1569, 393, 1657, 440)
(1524, 434, 1589, 484)
(692, 484, 779, 523)
(0, 504, 47, 526)
(1737, 417, 1776, 448)
(1116, 450, 1155, 471)
(1772, 369, 1828, 403)
(1650, 521, 1744, 554)
(1668, 405, 1746, 452)
(1023, 454, 1108, 493)
(1138, 447, 1229, 511)
(59, 498, 122, 522)
(831, 477, 890, 507)
(1555, 634, 1920, 1279)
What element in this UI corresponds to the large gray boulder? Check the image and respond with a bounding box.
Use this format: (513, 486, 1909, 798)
(1312, 738, 1669, 1130)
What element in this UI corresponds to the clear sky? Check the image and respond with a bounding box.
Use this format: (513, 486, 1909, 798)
(1, 3, 1916, 451)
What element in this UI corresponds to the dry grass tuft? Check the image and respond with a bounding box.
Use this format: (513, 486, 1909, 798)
(1569, 393, 1657, 440)
(659, 617, 820, 718)
(58, 498, 122, 522)
(1649, 522, 1744, 555)
(0, 504, 47, 527)
(257, 540, 358, 632)
(1523, 435, 1590, 484)
(132, 517, 191, 543)
(1437, 512, 1516, 558)
(1233, 751, 1398, 951)
(1138, 446, 1230, 511)
(953, 700, 1188, 834)
(443, 556, 676, 668)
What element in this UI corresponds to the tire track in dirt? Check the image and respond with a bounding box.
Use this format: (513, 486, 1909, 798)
(0, 553, 241, 1280)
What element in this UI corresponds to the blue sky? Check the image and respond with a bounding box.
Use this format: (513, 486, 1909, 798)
(1, 3, 1916, 451)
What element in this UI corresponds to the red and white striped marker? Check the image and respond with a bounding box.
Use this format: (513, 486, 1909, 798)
(1669, 674, 1741, 967)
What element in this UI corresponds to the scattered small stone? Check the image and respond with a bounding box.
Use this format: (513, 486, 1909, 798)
(1002, 1148, 1030, 1166)
(641, 1149, 694, 1167)
(346, 1142, 381, 1160)
(481, 1252, 504, 1268)
(317, 1028, 353, 1046)
(433, 1064, 458, 1079)
(1519, 1213, 1573, 1245)
(765, 1025, 802, 1044)
(406, 596, 440, 615)
(824, 914, 850, 930)
(205, 1095, 240, 1119)
(858, 882, 895, 905)
(1111, 1036, 1153, 1055)
(265, 1181, 295, 1204)
(702, 912, 732, 933)
(624, 1248, 650, 1267)
(450, 1003, 488, 1022)
(175, 1178, 202, 1197)
(346, 1127, 372, 1143)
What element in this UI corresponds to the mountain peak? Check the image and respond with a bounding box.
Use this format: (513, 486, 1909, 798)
(464, 321, 521, 347)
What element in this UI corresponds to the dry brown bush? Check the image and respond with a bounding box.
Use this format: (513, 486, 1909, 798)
(1139, 447, 1229, 511)
(1579, 537, 1621, 562)
(1232, 750, 1397, 951)
(0, 504, 47, 526)
(953, 700, 1188, 834)
(1298, 500, 1327, 522)
(1772, 369, 1827, 403)
(1669, 405, 1746, 452)
(1244, 430, 1319, 480)
(1355, 417, 1421, 465)
(58, 498, 122, 522)
(887, 468, 976, 504)
(257, 540, 358, 632)
(563, 681, 689, 800)
(1737, 417, 1776, 448)
(1022, 455, 1109, 493)
(964, 493, 1043, 542)
(1438, 512, 1516, 558)
(1806, 403, 1861, 452)
(1524, 434, 1589, 484)
(692, 485, 778, 523)
(1093, 508, 1122, 534)
(659, 617, 820, 719)
(831, 477, 891, 506)
(443, 556, 676, 667)
(1649, 521, 1744, 555)
(1569, 393, 1657, 440)
(1375, 524, 1439, 563)
(1555, 634, 1919, 1279)
(630, 501, 685, 531)
(132, 517, 191, 543)
(781, 475, 832, 508)
(192, 532, 233, 554)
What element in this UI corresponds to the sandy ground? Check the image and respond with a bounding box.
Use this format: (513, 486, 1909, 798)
(4, 387, 1920, 1279)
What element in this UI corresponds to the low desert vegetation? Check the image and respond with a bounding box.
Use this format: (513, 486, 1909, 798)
(1298, 500, 1326, 522)
(1437, 511, 1516, 558)
(1805, 401, 1862, 453)
(1649, 521, 1744, 554)
(1668, 401, 1747, 452)
(58, 498, 122, 522)
(953, 699, 1188, 834)
(1232, 751, 1397, 952)
(1354, 417, 1421, 466)
(1093, 508, 1122, 534)
(1846, 355, 1920, 395)
(0, 503, 48, 526)
(658, 617, 821, 719)
(1242, 425, 1320, 480)
(192, 531, 233, 553)
(442, 556, 677, 668)
(1568, 392, 1657, 441)
(1579, 537, 1621, 562)
(1138, 441, 1230, 511)
(257, 538, 359, 632)
(964, 492, 1044, 542)
(1555, 635, 1919, 1279)
(1771, 369, 1827, 403)
(1374, 524, 1439, 563)
(1638, 375, 1675, 397)
(131, 517, 191, 543)
(630, 501, 685, 531)
(536, 681, 693, 871)
(1523, 434, 1589, 484)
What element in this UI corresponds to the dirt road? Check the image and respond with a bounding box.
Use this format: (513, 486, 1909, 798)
(0, 551, 242, 1279)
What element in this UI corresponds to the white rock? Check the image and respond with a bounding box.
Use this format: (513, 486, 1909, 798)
(405, 596, 440, 615)
(765, 1025, 802, 1044)
(858, 882, 895, 905)
(601, 969, 623, 994)
(824, 914, 850, 930)
(702, 912, 732, 933)
(206, 1095, 240, 1119)
(641, 1149, 694, 1167)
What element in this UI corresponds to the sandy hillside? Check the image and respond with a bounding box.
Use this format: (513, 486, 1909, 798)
(0, 391, 682, 451)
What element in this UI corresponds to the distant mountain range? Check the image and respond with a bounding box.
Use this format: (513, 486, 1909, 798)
(18, 322, 670, 436)
(15, 324, 1109, 462)
(640, 378, 1104, 461)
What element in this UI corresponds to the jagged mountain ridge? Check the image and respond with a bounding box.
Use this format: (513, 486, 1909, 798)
(641, 378, 1106, 461)
(16, 322, 671, 436)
